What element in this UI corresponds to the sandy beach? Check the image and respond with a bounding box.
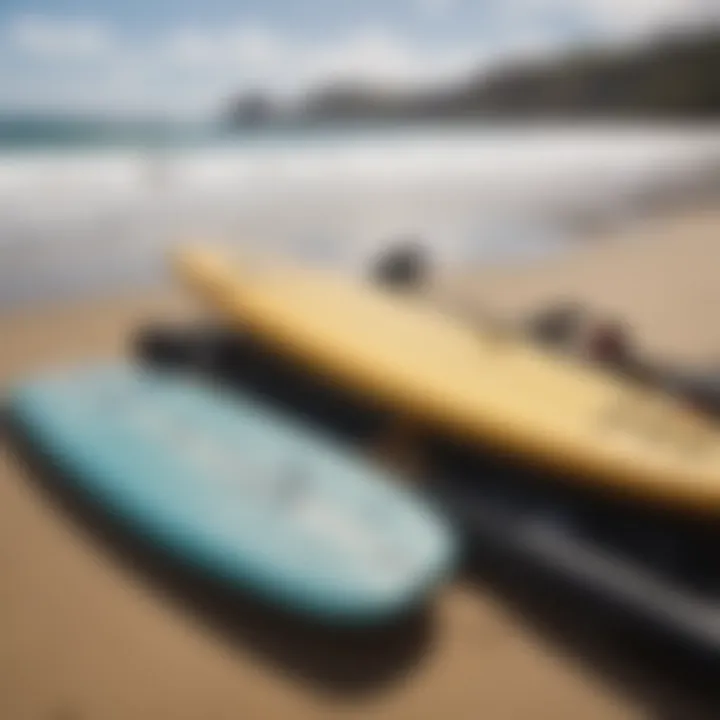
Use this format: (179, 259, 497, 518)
(3, 204, 720, 720)
(444, 205, 720, 363)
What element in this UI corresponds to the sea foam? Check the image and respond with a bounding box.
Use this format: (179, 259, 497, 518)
(0, 125, 718, 307)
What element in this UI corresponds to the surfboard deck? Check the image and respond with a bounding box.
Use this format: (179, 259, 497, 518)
(4, 363, 456, 625)
(173, 246, 720, 513)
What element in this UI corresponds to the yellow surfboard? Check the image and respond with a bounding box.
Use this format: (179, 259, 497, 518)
(173, 245, 720, 513)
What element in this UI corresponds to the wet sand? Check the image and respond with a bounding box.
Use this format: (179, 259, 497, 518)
(3, 207, 720, 720)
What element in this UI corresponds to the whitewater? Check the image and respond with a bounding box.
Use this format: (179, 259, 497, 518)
(0, 124, 718, 307)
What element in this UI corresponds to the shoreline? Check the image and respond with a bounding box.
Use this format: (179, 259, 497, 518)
(1, 125, 718, 312)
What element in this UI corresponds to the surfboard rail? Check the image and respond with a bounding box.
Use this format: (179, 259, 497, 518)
(173, 245, 720, 514)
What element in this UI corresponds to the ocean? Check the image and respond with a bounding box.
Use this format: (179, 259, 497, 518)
(0, 120, 719, 308)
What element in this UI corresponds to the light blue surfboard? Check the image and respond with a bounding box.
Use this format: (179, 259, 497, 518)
(5, 363, 456, 624)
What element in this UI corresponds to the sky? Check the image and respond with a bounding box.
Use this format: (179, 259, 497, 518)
(0, 0, 716, 118)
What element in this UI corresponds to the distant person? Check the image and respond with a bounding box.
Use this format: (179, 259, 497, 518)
(582, 315, 667, 388)
(584, 317, 633, 369)
(371, 236, 429, 291)
(526, 302, 647, 378)
(525, 300, 588, 351)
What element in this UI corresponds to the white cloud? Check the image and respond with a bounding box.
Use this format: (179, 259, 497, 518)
(160, 25, 282, 69)
(580, 0, 713, 36)
(415, 0, 458, 20)
(502, 0, 717, 42)
(292, 27, 481, 91)
(156, 23, 482, 98)
(0, 15, 478, 115)
(1, 2, 717, 116)
(8, 14, 113, 58)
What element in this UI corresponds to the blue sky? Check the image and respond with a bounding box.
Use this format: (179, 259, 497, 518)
(0, 0, 715, 117)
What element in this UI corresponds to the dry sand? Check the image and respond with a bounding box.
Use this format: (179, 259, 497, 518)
(2, 206, 720, 720)
(444, 205, 720, 365)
